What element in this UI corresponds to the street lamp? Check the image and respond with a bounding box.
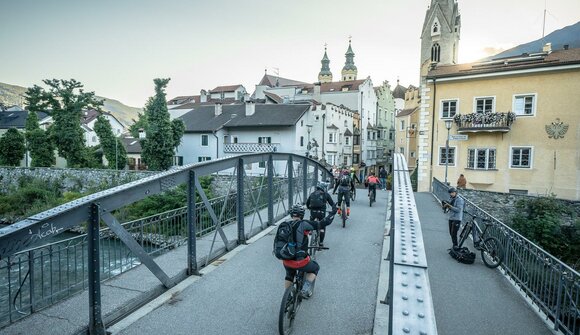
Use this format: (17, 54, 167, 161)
(444, 119, 453, 185)
(306, 124, 312, 157)
(321, 114, 326, 165)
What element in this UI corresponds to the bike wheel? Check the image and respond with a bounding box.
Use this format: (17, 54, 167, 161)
(279, 287, 297, 335)
(480, 237, 504, 268)
(351, 189, 356, 201)
(458, 223, 470, 246)
(309, 232, 318, 260)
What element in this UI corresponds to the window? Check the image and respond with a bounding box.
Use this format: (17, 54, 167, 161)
(328, 133, 336, 143)
(258, 136, 271, 144)
(367, 131, 371, 140)
(513, 94, 536, 116)
(467, 148, 496, 170)
(174, 156, 183, 166)
(301, 120, 304, 126)
(259, 161, 266, 168)
(232, 136, 238, 144)
(511, 147, 532, 168)
(475, 97, 494, 114)
(432, 22, 439, 34)
(441, 100, 458, 118)
(92, 136, 97, 142)
(431, 43, 440, 62)
(201, 134, 209, 146)
(328, 154, 336, 165)
(438, 147, 456, 166)
(400, 120, 405, 131)
(353, 154, 360, 164)
(410, 151, 416, 158)
(353, 135, 360, 145)
(300, 136, 304, 147)
(344, 120, 348, 127)
(198, 156, 211, 162)
(399, 147, 405, 154)
(345, 137, 350, 145)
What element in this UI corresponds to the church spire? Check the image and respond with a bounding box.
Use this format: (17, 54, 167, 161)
(341, 37, 357, 81)
(318, 44, 333, 83)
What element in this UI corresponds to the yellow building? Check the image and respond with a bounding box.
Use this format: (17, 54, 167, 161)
(417, 46, 580, 200)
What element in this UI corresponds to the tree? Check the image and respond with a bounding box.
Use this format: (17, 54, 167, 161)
(0, 128, 26, 166)
(128, 112, 148, 138)
(24, 79, 103, 167)
(24, 110, 55, 167)
(94, 115, 127, 169)
(141, 78, 183, 170)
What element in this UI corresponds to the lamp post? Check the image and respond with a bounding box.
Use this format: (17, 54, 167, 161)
(115, 136, 118, 170)
(138, 128, 146, 170)
(306, 124, 312, 157)
(321, 114, 326, 165)
(444, 119, 453, 185)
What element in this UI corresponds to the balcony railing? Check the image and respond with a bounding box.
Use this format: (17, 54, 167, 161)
(223, 143, 280, 153)
(453, 112, 516, 133)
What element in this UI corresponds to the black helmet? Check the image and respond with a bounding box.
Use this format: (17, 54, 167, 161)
(448, 187, 458, 193)
(289, 204, 305, 218)
(316, 181, 328, 191)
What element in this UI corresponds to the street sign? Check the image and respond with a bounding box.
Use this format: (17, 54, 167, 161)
(449, 134, 468, 141)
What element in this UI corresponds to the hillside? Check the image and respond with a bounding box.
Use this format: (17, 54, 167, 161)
(0, 82, 141, 127)
(486, 21, 580, 60)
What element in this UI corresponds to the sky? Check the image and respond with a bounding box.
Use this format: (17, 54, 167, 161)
(1, 0, 579, 108)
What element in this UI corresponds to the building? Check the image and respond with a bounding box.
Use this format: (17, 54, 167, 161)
(167, 85, 247, 119)
(419, 46, 580, 200)
(80, 110, 125, 147)
(375, 81, 396, 172)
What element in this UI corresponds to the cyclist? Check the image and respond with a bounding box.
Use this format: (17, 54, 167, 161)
(306, 181, 337, 247)
(332, 169, 352, 217)
(365, 172, 380, 199)
(282, 204, 334, 298)
(442, 187, 465, 250)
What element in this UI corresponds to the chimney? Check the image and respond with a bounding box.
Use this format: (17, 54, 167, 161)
(200, 89, 208, 103)
(245, 99, 255, 116)
(542, 42, 552, 53)
(243, 93, 250, 102)
(313, 82, 321, 102)
(214, 102, 222, 116)
(563, 44, 569, 50)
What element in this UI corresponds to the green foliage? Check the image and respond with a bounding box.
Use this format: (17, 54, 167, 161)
(171, 118, 185, 149)
(0, 176, 65, 221)
(141, 78, 177, 171)
(24, 110, 56, 167)
(511, 196, 579, 265)
(94, 115, 127, 169)
(25, 79, 103, 167)
(0, 128, 26, 166)
(128, 112, 148, 138)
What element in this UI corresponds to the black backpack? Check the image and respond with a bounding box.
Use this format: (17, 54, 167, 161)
(273, 220, 298, 260)
(449, 247, 476, 264)
(339, 175, 350, 187)
(308, 191, 325, 209)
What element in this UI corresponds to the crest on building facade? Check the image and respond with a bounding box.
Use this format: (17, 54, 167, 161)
(545, 118, 569, 139)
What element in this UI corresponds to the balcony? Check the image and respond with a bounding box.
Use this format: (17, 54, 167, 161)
(223, 143, 280, 153)
(453, 112, 516, 133)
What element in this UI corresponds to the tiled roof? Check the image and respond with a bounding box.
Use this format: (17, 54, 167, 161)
(264, 91, 283, 104)
(209, 85, 243, 93)
(396, 107, 418, 117)
(326, 124, 339, 129)
(0, 110, 49, 129)
(121, 137, 142, 154)
(344, 128, 353, 136)
(392, 84, 407, 99)
(258, 74, 309, 87)
(178, 104, 311, 132)
(168, 95, 200, 105)
(428, 48, 580, 78)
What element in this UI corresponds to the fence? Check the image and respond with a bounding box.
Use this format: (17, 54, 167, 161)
(433, 178, 580, 335)
(0, 153, 331, 334)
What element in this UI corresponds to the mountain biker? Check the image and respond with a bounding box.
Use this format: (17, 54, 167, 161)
(379, 168, 388, 190)
(282, 204, 334, 298)
(442, 187, 465, 250)
(306, 181, 337, 247)
(365, 172, 380, 198)
(331, 166, 341, 194)
(349, 167, 361, 186)
(332, 170, 352, 217)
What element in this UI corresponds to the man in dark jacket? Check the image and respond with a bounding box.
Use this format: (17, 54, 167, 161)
(443, 187, 465, 250)
(306, 181, 337, 247)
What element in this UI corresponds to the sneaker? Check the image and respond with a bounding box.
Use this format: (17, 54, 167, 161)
(301, 280, 313, 299)
(319, 242, 324, 248)
(347, 208, 350, 216)
(337, 208, 342, 215)
(452, 245, 460, 251)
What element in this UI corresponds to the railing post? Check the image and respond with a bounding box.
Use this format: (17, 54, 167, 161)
(302, 158, 308, 202)
(268, 154, 274, 225)
(187, 170, 198, 275)
(28, 249, 35, 313)
(553, 264, 564, 332)
(237, 158, 246, 244)
(88, 203, 105, 335)
(288, 156, 294, 209)
(314, 165, 319, 185)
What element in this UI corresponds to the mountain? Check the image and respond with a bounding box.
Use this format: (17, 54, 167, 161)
(486, 21, 580, 60)
(0, 82, 141, 127)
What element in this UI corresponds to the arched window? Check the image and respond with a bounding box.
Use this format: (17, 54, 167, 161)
(432, 22, 439, 33)
(431, 43, 441, 62)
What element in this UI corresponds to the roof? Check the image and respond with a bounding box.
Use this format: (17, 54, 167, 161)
(396, 107, 418, 117)
(121, 137, 143, 154)
(428, 48, 580, 79)
(327, 124, 339, 130)
(258, 74, 310, 87)
(392, 84, 407, 99)
(0, 110, 49, 129)
(209, 85, 244, 93)
(168, 95, 200, 105)
(170, 98, 238, 110)
(80, 109, 121, 126)
(344, 128, 353, 136)
(264, 91, 283, 104)
(178, 103, 311, 132)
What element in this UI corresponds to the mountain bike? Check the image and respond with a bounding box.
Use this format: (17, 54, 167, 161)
(350, 186, 356, 201)
(340, 200, 347, 228)
(278, 246, 328, 335)
(308, 211, 325, 260)
(458, 212, 504, 268)
(368, 183, 377, 207)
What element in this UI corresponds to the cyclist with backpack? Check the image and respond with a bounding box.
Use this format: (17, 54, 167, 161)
(273, 204, 334, 298)
(365, 172, 380, 198)
(332, 170, 352, 217)
(306, 181, 337, 247)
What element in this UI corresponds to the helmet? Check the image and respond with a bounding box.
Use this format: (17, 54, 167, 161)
(316, 181, 328, 191)
(350, 167, 355, 172)
(448, 187, 458, 193)
(342, 170, 350, 175)
(289, 204, 305, 218)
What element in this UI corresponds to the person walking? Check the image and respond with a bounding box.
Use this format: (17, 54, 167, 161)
(442, 187, 465, 250)
(379, 168, 388, 190)
(457, 174, 467, 189)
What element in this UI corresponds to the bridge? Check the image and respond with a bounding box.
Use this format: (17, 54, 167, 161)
(0, 154, 577, 334)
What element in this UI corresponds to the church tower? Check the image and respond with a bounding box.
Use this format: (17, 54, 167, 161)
(419, 0, 461, 80)
(341, 39, 358, 81)
(318, 45, 333, 83)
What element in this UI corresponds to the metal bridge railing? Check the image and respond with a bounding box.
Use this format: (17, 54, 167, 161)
(433, 178, 580, 335)
(0, 153, 331, 334)
(386, 153, 438, 335)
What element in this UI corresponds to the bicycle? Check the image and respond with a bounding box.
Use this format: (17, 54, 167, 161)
(458, 212, 505, 268)
(368, 183, 377, 207)
(278, 246, 328, 335)
(350, 186, 356, 201)
(307, 211, 324, 260)
(340, 200, 347, 228)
